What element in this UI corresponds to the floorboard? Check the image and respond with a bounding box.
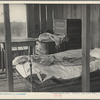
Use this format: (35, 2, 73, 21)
(1, 69, 100, 92)
(0, 70, 30, 92)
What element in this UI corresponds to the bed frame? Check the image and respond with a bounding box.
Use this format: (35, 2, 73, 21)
(13, 68, 100, 92)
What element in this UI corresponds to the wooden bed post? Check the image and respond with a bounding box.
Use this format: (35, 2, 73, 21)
(3, 4, 14, 92)
(41, 4, 46, 33)
(82, 4, 90, 92)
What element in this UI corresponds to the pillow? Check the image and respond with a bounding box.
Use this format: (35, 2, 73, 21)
(90, 48, 100, 58)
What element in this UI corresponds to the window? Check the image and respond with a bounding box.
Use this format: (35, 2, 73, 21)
(9, 4, 27, 39)
(0, 4, 27, 40)
(0, 5, 4, 40)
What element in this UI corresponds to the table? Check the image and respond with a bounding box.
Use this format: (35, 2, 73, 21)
(0, 38, 37, 71)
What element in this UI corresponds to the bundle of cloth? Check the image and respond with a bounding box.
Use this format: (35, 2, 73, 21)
(35, 32, 69, 55)
(38, 32, 69, 46)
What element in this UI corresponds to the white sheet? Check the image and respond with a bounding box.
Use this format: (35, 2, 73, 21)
(16, 59, 100, 82)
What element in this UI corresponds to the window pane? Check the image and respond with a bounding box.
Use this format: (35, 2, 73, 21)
(9, 4, 27, 39)
(0, 5, 4, 40)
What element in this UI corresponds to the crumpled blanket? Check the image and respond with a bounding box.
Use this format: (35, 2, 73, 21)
(14, 49, 99, 83)
(38, 32, 68, 46)
(61, 56, 96, 66)
(13, 54, 96, 67)
(15, 58, 100, 83)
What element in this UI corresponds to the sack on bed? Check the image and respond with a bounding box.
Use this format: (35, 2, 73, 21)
(38, 32, 66, 46)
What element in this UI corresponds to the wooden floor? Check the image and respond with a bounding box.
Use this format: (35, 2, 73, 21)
(0, 70, 30, 92)
(1, 69, 100, 92)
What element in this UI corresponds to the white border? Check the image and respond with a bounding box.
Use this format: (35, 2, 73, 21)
(0, 92, 100, 99)
(0, 1, 100, 99)
(0, 1, 100, 4)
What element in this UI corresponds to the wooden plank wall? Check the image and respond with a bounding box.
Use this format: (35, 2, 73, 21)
(27, 4, 40, 38)
(54, 5, 82, 20)
(91, 5, 100, 48)
(28, 4, 100, 49)
(41, 4, 46, 33)
(46, 4, 53, 33)
(53, 4, 100, 49)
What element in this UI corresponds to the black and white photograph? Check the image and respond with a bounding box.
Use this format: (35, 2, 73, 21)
(0, 2, 100, 96)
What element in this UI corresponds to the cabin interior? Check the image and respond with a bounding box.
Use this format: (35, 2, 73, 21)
(0, 4, 100, 92)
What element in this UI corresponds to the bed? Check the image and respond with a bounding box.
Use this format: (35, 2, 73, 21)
(13, 48, 100, 92)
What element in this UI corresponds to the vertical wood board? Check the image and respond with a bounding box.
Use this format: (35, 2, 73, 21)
(71, 5, 77, 19)
(76, 4, 82, 19)
(92, 5, 100, 48)
(46, 5, 53, 33)
(82, 4, 90, 92)
(3, 4, 14, 92)
(41, 4, 46, 33)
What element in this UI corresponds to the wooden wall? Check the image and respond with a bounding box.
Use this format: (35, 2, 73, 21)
(54, 5, 82, 19)
(27, 4, 40, 38)
(28, 4, 100, 49)
(53, 4, 100, 49)
(90, 5, 100, 48)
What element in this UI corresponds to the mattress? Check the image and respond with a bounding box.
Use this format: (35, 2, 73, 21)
(13, 49, 100, 83)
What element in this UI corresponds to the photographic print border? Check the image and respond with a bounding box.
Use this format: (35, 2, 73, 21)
(0, 0, 100, 99)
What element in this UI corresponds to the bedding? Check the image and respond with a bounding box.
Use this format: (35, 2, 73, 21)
(13, 49, 100, 84)
(38, 32, 67, 46)
(90, 48, 100, 58)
